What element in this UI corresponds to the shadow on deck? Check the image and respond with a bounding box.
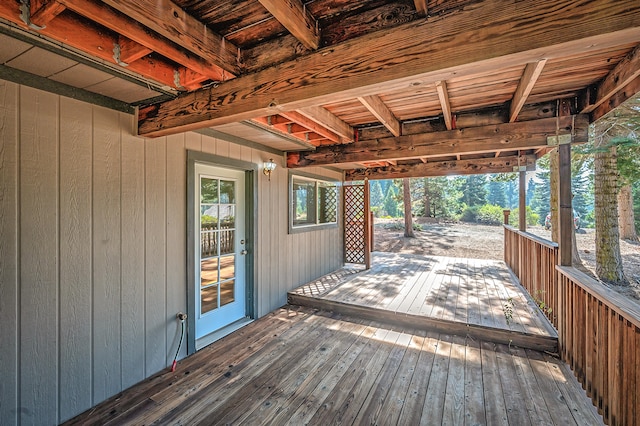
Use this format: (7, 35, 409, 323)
(289, 252, 559, 353)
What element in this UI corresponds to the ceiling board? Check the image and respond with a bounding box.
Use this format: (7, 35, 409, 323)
(6, 46, 77, 77)
(0, 33, 31, 63)
(84, 77, 161, 104)
(49, 63, 114, 88)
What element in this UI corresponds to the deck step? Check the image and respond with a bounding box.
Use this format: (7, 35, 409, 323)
(288, 292, 559, 353)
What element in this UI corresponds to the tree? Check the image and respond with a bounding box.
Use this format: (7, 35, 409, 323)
(487, 178, 506, 207)
(383, 184, 399, 217)
(461, 175, 487, 207)
(530, 170, 550, 225)
(403, 178, 414, 237)
(616, 137, 640, 241)
(504, 178, 519, 209)
(593, 126, 626, 284)
(370, 180, 384, 214)
(526, 177, 536, 206)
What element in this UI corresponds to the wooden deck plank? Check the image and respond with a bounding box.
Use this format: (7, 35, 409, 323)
(464, 337, 486, 425)
(65, 306, 602, 426)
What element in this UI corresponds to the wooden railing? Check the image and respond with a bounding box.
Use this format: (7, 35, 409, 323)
(504, 224, 640, 425)
(557, 267, 640, 426)
(503, 225, 558, 326)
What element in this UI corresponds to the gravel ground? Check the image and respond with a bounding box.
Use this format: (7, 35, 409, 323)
(373, 218, 640, 303)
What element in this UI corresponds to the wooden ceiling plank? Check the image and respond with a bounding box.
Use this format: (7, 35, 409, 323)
(30, 1, 66, 27)
(345, 154, 537, 180)
(297, 106, 355, 142)
(138, 0, 640, 137)
(117, 36, 152, 64)
(59, 0, 228, 81)
(286, 115, 589, 168)
(99, 0, 240, 76)
(257, 0, 320, 50)
(509, 60, 548, 122)
(357, 95, 401, 137)
(435, 80, 453, 130)
(279, 110, 341, 143)
(582, 44, 640, 113)
(592, 74, 640, 120)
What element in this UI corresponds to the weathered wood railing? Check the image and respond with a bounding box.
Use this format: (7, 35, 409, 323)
(504, 225, 558, 326)
(504, 224, 640, 425)
(557, 267, 640, 426)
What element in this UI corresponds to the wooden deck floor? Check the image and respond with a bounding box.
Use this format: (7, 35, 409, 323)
(289, 253, 559, 352)
(66, 305, 602, 425)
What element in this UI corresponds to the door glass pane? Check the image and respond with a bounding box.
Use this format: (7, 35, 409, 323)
(220, 204, 236, 228)
(220, 280, 235, 306)
(220, 180, 235, 203)
(201, 178, 218, 203)
(220, 255, 235, 280)
(200, 258, 219, 287)
(201, 205, 219, 230)
(201, 286, 218, 314)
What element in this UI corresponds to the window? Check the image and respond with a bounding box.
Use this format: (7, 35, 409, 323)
(289, 173, 339, 232)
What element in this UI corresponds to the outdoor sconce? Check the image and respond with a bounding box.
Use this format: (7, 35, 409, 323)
(263, 159, 277, 181)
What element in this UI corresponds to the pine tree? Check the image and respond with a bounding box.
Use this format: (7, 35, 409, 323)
(370, 180, 384, 209)
(526, 178, 536, 206)
(462, 175, 487, 207)
(383, 185, 399, 217)
(530, 170, 550, 225)
(487, 179, 506, 207)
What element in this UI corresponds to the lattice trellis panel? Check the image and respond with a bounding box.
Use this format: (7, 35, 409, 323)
(344, 184, 366, 264)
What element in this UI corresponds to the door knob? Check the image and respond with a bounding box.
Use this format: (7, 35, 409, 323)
(240, 249, 248, 255)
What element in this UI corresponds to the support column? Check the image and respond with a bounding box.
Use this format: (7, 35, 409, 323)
(519, 169, 527, 231)
(364, 179, 371, 269)
(558, 142, 572, 266)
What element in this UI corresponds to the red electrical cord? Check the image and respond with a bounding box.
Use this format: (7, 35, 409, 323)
(171, 317, 186, 372)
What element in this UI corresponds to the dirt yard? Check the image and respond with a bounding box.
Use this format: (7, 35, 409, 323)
(374, 218, 640, 302)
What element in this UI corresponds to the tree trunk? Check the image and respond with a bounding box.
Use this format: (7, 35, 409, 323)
(618, 184, 638, 241)
(423, 178, 431, 217)
(403, 178, 414, 237)
(594, 139, 626, 284)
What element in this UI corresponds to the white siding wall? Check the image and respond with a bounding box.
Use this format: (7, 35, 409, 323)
(0, 80, 343, 425)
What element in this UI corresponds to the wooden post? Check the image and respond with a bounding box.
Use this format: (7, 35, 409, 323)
(519, 169, 527, 231)
(503, 209, 510, 225)
(364, 179, 371, 269)
(558, 142, 572, 266)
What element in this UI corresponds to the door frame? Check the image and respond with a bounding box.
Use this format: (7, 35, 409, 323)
(186, 151, 257, 355)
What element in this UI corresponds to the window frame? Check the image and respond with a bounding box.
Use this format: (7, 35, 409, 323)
(288, 171, 340, 234)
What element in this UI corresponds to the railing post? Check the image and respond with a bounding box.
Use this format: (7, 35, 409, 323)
(503, 210, 510, 225)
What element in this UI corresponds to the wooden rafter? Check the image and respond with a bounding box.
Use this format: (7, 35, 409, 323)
(59, 0, 229, 82)
(592, 74, 640, 121)
(30, 0, 66, 27)
(286, 115, 589, 168)
(357, 95, 401, 137)
(582, 44, 640, 114)
(257, 0, 320, 50)
(435, 80, 453, 130)
(509, 60, 547, 122)
(117, 36, 152, 64)
(297, 106, 354, 142)
(345, 154, 537, 181)
(137, 0, 640, 137)
(278, 110, 341, 143)
(100, 0, 240, 76)
(0, 1, 184, 90)
(413, 0, 427, 16)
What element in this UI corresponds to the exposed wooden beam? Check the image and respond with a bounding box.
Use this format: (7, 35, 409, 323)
(509, 60, 547, 122)
(59, 0, 228, 82)
(30, 0, 66, 27)
(345, 155, 537, 181)
(137, 0, 640, 137)
(100, 0, 240, 76)
(582, 44, 640, 114)
(257, 0, 320, 50)
(0, 2, 184, 90)
(592, 74, 640, 121)
(413, 0, 427, 16)
(297, 106, 354, 142)
(278, 110, 341, 143)
(435, 80, 453, 130)
(357, 95, 401, 137)
(286, 115, 589, 168)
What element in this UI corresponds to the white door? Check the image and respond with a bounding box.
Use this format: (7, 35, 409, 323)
(195, 164, 246, 339)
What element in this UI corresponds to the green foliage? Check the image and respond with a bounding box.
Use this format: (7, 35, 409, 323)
(460, 205, 479, 222)
(370, 180, 384, 210)
(530, 169, 550, 225)
(486, 179, 507, 208)
(382, 185, 399, 217)
(411, 177, 463, 220)
(476, 204, 504, 225)
(508, 206, 540, 227)
(461, 175, 487, 207)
